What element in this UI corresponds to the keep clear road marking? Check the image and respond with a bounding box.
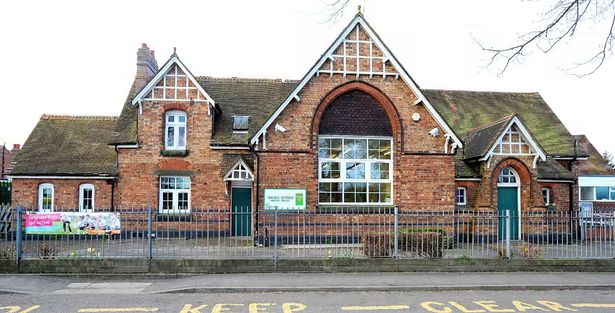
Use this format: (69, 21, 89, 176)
(77, 308, 159, 312)
(572, 303, 615, 308)
(341, 305, 410, 311)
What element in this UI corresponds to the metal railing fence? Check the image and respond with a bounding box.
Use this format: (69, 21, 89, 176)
(0, 205, 614, 261)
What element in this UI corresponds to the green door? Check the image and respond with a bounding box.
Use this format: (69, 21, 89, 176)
(231, 188, 251, 236)
(498, 187, 519, 240)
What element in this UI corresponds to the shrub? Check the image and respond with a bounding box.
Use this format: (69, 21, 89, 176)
(362, 230, 444, 258)
(0, 242, 16, 259)
(398, 231, 443, 258)
(38, 242, 59, 259)
(362, 232, 394, 257)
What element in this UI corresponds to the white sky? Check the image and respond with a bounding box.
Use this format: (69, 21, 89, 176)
(0, 0, 613, 155)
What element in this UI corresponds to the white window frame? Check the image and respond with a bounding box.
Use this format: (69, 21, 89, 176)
(580, 186, 615, 202)
(159, 176, 191, 213)
(224, 160, 254, 181)
(497, 167, 519, 187)
(79, 183, 95, 212)
(164, 110, 187, 151)
(232, 115, 250, 133)
(541, 188, 550, 205)
(456, 187, 467, 205)
(318, 135, 393, 205)
(38, 183, 54, 212)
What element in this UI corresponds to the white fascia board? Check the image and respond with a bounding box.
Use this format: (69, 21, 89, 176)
(579, 176, 615, 186)
(223, 159, 255, 181)
(131, 55, 215, 107)
(8, 176, 115, 180)
(479, 116, 547, 162)
(115, 144, 139, 149)
(250, 15, 463, 148)
(537, 179, 575, 183)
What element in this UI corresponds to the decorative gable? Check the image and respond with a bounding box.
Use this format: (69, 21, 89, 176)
(250, 13, 462, 150)
(494, 125, 533, 155)
(131, 54, 215, 111)
(317, 24, 398, 78)
(224, 159, 254, 181)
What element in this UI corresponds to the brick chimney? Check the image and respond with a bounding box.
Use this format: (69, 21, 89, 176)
(135, 43, 158, 90)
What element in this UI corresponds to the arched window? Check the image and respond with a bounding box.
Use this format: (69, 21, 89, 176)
(317, 90, 393, 205)
(79, 183, 95, 212)
(165, 110, 187, 150)
(38, 183, 54, 212)
(497, 167, 519, 186)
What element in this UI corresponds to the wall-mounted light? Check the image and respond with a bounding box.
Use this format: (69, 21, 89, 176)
(412, 113, 421, 122)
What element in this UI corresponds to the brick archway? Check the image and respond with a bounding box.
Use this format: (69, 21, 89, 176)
(491, 157, 532, 215)
(309, 81, 403, 150)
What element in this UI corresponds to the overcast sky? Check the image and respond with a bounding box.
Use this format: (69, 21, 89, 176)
(1, 0, 613, 155)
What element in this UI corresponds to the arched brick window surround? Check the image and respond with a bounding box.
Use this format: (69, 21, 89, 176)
(490, 157, 532, 213)
(310, 81, 403, 151)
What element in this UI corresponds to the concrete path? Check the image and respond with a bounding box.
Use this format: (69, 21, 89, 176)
(1, 272, 615, 294)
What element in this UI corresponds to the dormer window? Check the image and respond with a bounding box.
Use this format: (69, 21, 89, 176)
(233, 116, 249, 133)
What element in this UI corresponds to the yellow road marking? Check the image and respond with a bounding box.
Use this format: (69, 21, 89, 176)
(341, 305, 410, 311)
(571, 303, 615, 308)
(78, 309, 159, 312)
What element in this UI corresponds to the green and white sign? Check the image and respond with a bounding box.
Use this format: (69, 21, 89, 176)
(264, 188, 307, 210)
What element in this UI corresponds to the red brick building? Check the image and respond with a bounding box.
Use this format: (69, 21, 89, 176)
(9, 14, 614, 237)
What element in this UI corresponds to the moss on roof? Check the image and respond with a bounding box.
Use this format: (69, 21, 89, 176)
(423, 90, 576, 157)
(198, 77, 298, 146)
(463, 115, 514, 160)
(537, 158, 574, 180)
(108, 85, 138, 145)
(575, 135, 615, 176)
(11, 115, 118, 176)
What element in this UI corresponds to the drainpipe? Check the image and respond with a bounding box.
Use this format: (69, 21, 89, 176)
(112, 145, 120, 212)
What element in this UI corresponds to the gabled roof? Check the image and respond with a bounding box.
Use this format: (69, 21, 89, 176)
(423, 89, 577, 157)
(463, 115, 514, 160)
(249, 13, 462, 148)
(463, 114, 546, 162)
(219, 153, 255, 177)
(200, 77, 298, 146)
(575, 135, 615, 176)
(131, 54, 215, 107)
(10, 115, 118, 177)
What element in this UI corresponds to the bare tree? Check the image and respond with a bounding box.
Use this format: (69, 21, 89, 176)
(479, 0, 615, 76)
(603, 150, 615, 169)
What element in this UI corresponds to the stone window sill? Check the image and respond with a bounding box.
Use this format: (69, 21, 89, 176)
(160, 149, 189, 157)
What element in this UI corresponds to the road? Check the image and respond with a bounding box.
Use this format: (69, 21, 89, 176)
(2, 290, 615, 313)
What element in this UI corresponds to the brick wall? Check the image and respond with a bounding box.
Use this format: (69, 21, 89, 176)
(11, 178, 113, 211)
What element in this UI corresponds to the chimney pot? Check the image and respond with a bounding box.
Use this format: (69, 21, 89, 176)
(12, 144, 20, 150)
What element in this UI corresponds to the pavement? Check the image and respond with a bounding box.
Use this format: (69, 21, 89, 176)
(1, 272, 615, 294)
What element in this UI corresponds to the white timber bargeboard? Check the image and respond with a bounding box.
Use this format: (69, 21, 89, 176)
(249, 13, 462, 149)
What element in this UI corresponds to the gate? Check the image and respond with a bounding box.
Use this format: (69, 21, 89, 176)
(0, 181, 11, 205)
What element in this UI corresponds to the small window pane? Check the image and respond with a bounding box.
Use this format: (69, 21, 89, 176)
(178, 115, 186, 123)
(233, 116, 249, 130)
(370, 163, 390, 179)
(542, 188, 550, 205)
(167, 116, 174, 122)
(321, 161, 341, 179)
(344, 139, 367, 159)
(167, 126, 175, 147)
(346, 162, 365, 179)
(596, 187, 609, 200)
(580, 187, 595, 201)
(178, 127, 186, 146)
(611, 188, 615, 200)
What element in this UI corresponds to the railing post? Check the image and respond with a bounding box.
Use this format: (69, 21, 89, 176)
(393, 207, 399, 259)
(147, 207, 153, 260)
(505, 209, 511, 259)
(273, 207, 278, 265)
(16, 206, 22, 265)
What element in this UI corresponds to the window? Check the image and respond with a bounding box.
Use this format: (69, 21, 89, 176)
(159, 176, 190, 213)
(495, 125, 532, 155)
(224, 160, 254, 181)
(318, 137, 392, 205)
(596, 187, 610, 200)
(233, 116, 249, 132)
(165, 110, 187, 150)
(497, 167, 518, 185)
(580, 187, 595, 201)
(542, 188, 551, 205)
(456, 187, 467, 205)
(79, 184, 95, 212)
(580, 186, 615, 201)
(38, 184, 54, 212)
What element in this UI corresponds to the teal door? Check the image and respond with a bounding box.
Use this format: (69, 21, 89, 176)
(231, 188, 252, 236)
(498, 187, 519, 240)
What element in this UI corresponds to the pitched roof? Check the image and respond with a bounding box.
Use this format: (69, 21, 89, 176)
(219, 153, 255, 177)
(463, 115, 514, 160)
(575, 135, 615, 176)
(10, 115, 118, 176)
(109, 85, 138, 145)
(423, 90, 576, 157)
(537, 158, 574, 180)
(198, 77, 298, 146)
